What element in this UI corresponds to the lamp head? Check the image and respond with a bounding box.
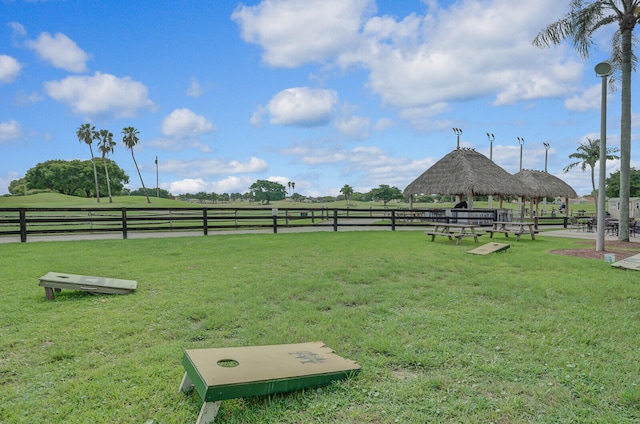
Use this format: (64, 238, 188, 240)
(595, 61, 613, 77)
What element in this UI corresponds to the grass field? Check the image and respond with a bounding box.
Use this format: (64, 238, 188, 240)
(1, 230, 638, 423)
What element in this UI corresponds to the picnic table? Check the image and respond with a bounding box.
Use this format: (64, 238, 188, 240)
(424, 222, 483, 245)
(486, 221, 538, 241)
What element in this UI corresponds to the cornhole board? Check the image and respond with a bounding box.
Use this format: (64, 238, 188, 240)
(179, 341, 361, 424)
(39, 272, 137, 300)
(467, 242, 510, 255)
(611, 253, 640, 270)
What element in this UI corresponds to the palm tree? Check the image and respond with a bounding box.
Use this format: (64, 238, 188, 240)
(533, 0, 639, 240)
(121, 126, 151, 203)
(563, 138, 619, 208)
(97, 129, 116, 203)
(76, 123, 100, 202)
(340, 184, 354, 206)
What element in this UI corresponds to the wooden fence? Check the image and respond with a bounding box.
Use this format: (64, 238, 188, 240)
(0, 207, 569, 242)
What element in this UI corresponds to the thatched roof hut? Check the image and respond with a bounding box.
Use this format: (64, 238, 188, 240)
(513, 169, 577, 199)
(403, 148, 529, 206)
(514, 169, 577, 217)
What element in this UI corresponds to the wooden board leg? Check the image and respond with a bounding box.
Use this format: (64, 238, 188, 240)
(178, 372, 193, 393)
(196, 401, 221, 424)
(44, 287, 55, 301)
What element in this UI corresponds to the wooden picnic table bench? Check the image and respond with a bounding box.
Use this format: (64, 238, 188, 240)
(486, 221, 538, 241)
(424, 222, 483, 245)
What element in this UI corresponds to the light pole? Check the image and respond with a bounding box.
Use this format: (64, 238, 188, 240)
(543, 142, 550, 214)
(595, 61, 612, 252)
(517, 137, 524, 171)
(487, 133, 495, 208)
(517, 137, 525, 218)
(155, 156, 159, 198)
(453, 128, 462, 149)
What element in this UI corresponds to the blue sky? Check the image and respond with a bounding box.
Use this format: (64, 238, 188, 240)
(1, 0, 638, 197)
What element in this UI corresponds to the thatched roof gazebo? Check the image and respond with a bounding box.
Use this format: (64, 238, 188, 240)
(403, 148, 529, 209)
(514, 169, 578, 217)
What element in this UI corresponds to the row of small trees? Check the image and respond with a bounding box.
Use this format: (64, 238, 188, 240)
(77, 123, 150, 203)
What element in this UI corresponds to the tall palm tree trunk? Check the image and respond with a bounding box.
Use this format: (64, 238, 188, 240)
(130, 151, 151, 203)
(619, 26, 633, 241)
(102, 159, 113, 203)
(89, 145, 100, 203)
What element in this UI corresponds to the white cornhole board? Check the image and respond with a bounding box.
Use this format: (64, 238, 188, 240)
(467, 242, 510, 255)
(39, 272, 137, 300)
(179, 341, 361, 424)
(611, 253, 640, 270)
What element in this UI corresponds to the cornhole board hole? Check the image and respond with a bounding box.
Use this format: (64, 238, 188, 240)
(39, 272, 137, 300)
(611, 253, 640, 270)
(179, 341, 361, 424)
(467, 242, 510, 255)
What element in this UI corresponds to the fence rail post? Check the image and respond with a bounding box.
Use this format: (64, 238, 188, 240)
(333, 209, 338, 231)
(19, 208, 26, 242)
(203, 208, 208, 236)
(121, 208, 128, 239)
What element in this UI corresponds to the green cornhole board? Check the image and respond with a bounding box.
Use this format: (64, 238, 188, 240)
(467, 242, 510, 255)
(179, 341, 361, 424)
(611, 253, 640, 270)
(39, 272, 137, 300)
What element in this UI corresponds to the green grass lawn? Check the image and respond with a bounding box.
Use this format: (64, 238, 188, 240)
(1, 232, 638, 423)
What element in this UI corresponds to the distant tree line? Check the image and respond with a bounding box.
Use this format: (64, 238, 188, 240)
(9, 159, 129, 197)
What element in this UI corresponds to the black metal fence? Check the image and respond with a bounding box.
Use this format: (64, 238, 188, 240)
(0, 207, 569, 242)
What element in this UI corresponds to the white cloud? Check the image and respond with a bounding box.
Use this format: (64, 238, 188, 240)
(44, 72, 155, 118)
(0, 120, 23, 143)
(166, 175, 256, 195)
(564, 83, 604, 112)
(186, 78, 203, 97)
(335, 114, 370, 139)
(160, 157, 268, 177)
(0, 55, 21, 83)
(266, 87, 338, 126)
(374, 117, 394, 132)
(161, 108, 216, 138)
(166, 178, 208, 194)
(26, 32, 90, 72)
(15, 90, 44, 106)
(8, 22, 26, 38)
(149, 137, 212, 153)
(357, 0, 580, 109)
(232, 0, 375, 67)
(233, 0, 580, 122)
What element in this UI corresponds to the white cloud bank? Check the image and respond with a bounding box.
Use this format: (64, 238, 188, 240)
(45, 72, 155, 118)
(0, 120, 23, 143)
(234, 0, 581, 122)
(261, 87, 338, 127)
(26, 31, 90, 72)
(161, 108, 216, 138)
(0, 55, 21, 83)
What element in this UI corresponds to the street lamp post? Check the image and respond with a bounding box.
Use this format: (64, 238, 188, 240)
(453, 128, 462, 149)
(155, 156, 159, 198)
(543, 142, 550, 214)
(595, 61, 612, 252)
(517, 137, 524, 171)
(487, 133, 495, 209)
(517, 137, 524, 218)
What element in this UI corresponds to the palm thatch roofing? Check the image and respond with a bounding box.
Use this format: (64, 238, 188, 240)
(513, 169, 577, 199)
(403, 148, 529, 197)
